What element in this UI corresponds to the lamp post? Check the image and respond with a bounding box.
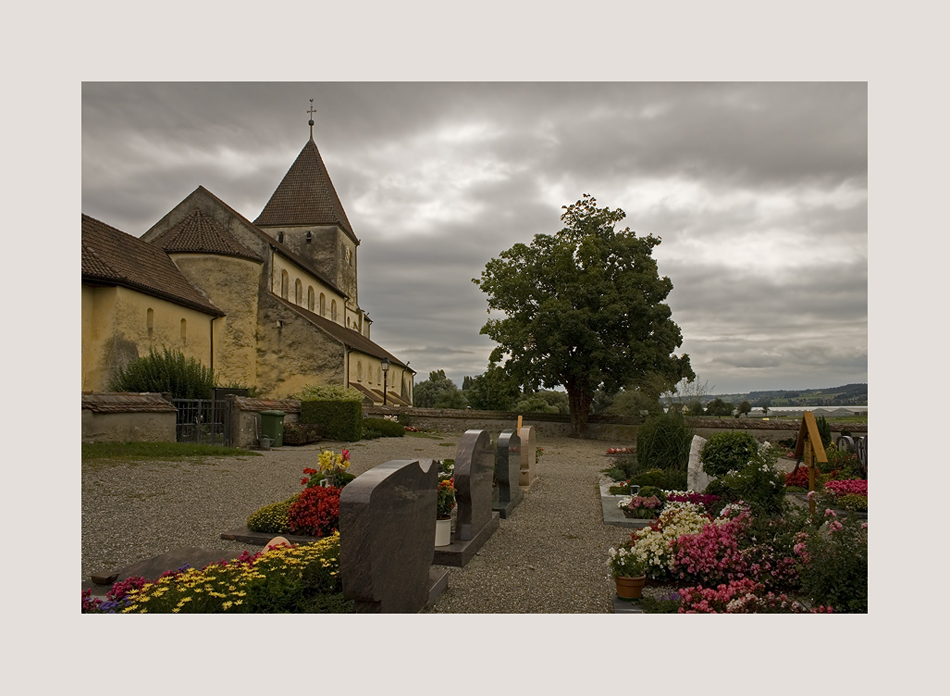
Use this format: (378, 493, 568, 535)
(381, 358, 389, 406)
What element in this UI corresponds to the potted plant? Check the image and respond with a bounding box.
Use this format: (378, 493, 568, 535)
(618, 494, 663, 519)
(306, 448, 353, 488)
(435, 478, 455, 547)
(606, 541, 648, 599)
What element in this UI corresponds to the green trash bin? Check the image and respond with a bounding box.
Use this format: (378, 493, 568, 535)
(260, 410, 285, 447)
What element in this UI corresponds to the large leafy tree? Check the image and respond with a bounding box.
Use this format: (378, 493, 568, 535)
(473, 194, 693, 437)
(413, 370, 468, 409)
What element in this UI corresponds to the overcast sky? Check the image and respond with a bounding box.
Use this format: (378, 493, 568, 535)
(82, 82, 867, 396)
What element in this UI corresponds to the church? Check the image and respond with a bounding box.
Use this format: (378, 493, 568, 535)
(81, 123, 414, 406)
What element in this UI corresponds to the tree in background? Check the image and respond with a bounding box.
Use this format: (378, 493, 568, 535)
(704, 398, 735, 417)
(473, 195, 693, 437)
(412, 370, 468, 409)
(464, 363, 521, 411)
(737, 400, 752, 416)
(515, 389, 570, 414)
(601, 372, 671, 417)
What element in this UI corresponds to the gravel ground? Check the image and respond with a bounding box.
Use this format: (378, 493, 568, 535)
(81, 431, 640, 612)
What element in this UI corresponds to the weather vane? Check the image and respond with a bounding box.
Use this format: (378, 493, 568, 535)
(307, 99, 316, 139)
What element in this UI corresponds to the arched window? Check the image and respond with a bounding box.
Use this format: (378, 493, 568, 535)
(357, 361, 363, 382)
(341, 243, 346, 260)
(180, 318, 187, 344)
(146, 308, 154, 336)
(280, 270, 289, 299)
(277, 231, 284, 243)
(346, 317, 350, 327)
(331, 300, 337, 321)
(295, 279, 302, 305)
(306, 231, 313, 243)
(319, 293, 326, 316)
(307, 286, 315, 311)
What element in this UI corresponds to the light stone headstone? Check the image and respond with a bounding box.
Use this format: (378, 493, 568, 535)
(518, 425, 537, 487)
(687, 434, 712, 492)
(339, 459, 440, 613)
(454, 430, 496, 541)
(493, 429, 523, 518)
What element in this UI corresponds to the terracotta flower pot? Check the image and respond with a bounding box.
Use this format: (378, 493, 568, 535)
(615, 575, 647, 599)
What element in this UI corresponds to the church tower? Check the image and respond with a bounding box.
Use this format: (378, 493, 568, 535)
(254, 112, 363, 332)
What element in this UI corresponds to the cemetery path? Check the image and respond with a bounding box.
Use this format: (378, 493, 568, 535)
(82, 431, 630, 612)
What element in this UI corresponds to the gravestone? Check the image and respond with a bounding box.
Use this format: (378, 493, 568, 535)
(339, 459, 448, 613)
(493, 429, 523, 518)
(687, 434, 713, 492)
(518, 425, 537, 488)
(432, 429, 500, 568)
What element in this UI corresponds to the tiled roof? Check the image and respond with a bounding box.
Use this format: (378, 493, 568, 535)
(271, 294, 411, 370)
(82, 214, 224, 316)
(193, 186, 348, 299)
(254, 138, 358, 244)
(82, 392, 177, 413)
(149, 208, 262, 262)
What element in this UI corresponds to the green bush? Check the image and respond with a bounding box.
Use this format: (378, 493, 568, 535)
(815, 415, 832, 449)
(109, 347, 215, 399)
(627, 467, 688, 491)
(799, 516, 867, 613)
(300, 400, 363, 441)
(637, 485, 666, 502)
(716, 447, 787, 516)
(363, 417, 405, 437)
(837, 494, 868, 512)
(602, 453, 642, 482)
(246, 494, 299, 534)
(296, 384, 364, 402)
(636, 411, 693, 471)
(700, 431, 760, 477)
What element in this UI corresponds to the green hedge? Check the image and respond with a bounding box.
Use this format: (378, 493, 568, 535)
(362, 418, 405, 438)
(300, 400, 363, 441)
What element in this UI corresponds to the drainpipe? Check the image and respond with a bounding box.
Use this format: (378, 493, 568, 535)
(210, 316, 217, 374)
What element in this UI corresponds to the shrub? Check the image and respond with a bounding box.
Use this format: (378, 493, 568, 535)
(637, 485, 666, 502)
(672, 513, 750, 586)
(837, 494, 868, 512)
(678, 578, 832, 614)
(286, 486, 341, 537)
(296, 384, 363, 401)
(784, 466, 813, 489)
(300, 399, 363, 441)
(282, 423, 326, 446)
(815, 415, 832, 449)
(700, 431, 759, 477)
(363, 417, 405, 437)
(246, 494, 299, 534)
(819, 447, 862, 477)
(797, 515, 867, 613)
(636, 411, 693, 471)
(628, 467, 688, 491)
(109, 347, 215, 399)
(716, 448, 787, 516)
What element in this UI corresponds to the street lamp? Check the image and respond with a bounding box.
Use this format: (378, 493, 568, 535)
(381, 358, 389, 406)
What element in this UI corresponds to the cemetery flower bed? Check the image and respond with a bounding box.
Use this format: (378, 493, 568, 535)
(616, 503, 867, 613)
(82, 534, 353, 613)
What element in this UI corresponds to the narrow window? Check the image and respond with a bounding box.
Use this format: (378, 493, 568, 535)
(281, 270, 289, 299)
(320, 293, 326, 316)
(341, 243, 346, 260)
(306, 231, 313, 243)
(307, 286, 315, 311)
(146, 308, 154, 336)
(295, 279, 302, 305)
(331, 299, 337, 321)
(180, 318, 187, 344)
(357, 361, 363, 382)
(277, 231, 284, 243)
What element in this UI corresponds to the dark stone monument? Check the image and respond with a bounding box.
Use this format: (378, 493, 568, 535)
(339, 459, 448, 613)
(493, 429, 523, 519)
(432, 429, 500, 568)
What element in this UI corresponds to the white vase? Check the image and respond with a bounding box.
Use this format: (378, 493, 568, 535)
(435, 518, 452, 547)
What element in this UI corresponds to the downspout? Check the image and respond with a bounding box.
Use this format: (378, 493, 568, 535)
(210, 316, 215, 374)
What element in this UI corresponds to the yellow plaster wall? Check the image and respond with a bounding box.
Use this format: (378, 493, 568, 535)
(81, 284, 215, 391)
(169, 254, 260, 388)
(271, 254, 345, 323)
(349, 352, 413, 404)
(256, 294, 346, 398)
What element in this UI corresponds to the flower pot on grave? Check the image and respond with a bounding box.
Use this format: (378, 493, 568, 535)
(435, 518, 452, 547)
(615, 575, 647, 599)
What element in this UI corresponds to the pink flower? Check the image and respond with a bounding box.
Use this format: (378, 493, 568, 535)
(807, 491, 815, 500)
(861, 522, 868, 530)
(824, 509, 836, 517)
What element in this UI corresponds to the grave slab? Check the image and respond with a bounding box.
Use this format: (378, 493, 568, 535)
(339, 458, 441, 613)
(493, 429, 523, 519)
(518, 425, 538, 489)
(220, 527, 323, 546)
(431, 511, 500, 567)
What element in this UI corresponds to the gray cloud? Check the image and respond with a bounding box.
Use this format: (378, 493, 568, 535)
(82, 82, 867, 395)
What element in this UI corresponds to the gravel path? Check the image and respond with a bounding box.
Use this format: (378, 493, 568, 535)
(82, 431, 634, 612)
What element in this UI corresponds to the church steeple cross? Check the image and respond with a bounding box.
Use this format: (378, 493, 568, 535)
(307, 99, 316, 139)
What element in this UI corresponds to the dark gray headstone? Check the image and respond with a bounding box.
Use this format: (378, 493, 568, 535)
(493, 430, 523, 518)
(454, 430, 496, 541)
(339, 459, 439, 613)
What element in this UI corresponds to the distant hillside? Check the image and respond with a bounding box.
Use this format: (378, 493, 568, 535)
(666, 383, 868, 408)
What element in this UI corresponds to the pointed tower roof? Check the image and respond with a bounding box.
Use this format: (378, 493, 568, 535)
(254, 138, 358, 244)
(148, 208, 262, 262)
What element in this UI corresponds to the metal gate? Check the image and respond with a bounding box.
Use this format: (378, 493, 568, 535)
(172, 399, 232, 446)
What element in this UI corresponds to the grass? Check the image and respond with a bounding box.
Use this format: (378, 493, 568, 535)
(82, 441, 261, 465)
(405, 430, 446, 440)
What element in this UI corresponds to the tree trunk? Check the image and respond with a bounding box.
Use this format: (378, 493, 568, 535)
(566, 384, 593, 438)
